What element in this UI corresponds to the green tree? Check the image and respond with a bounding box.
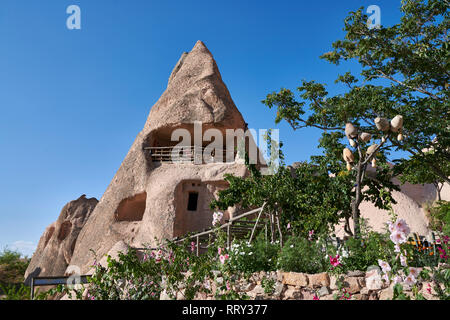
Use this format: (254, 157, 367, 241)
(262, 0, 449, 236)
(210, 152, 354, 240)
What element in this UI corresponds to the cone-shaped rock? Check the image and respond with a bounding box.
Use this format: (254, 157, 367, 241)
(69, 41, 251, 273)
(24, 195, 98, 284)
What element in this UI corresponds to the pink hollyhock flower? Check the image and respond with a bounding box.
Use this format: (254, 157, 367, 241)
(393, 275, 403, 285)
(308, 230, 315, 241)
(382, 273, 390, 284)
(287, 223, 291, 230)
(387, 221, 395, 233)
(329, 255, 341, 268)
(403, 274, 416, 286)
(378, 259, 391, 273)
(393, 218, 410, 236)
(438, 247, 448, 260)
(155, 249, 163, 263)
(390, 230, 407, 244)
(226, 280, 231, 291)
(218, 247, 222, 255)
(190, 242, 196, 252)
(394, 244, 401, 253)
(219, 254, 229, 264)
(400, 254, 407, 267)
(409, 267, 420, 278)
(442, 235, 449, 244)
(313, 295, 319, 300)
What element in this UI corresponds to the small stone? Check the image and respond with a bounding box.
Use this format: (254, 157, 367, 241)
(347, 270, 365, 277)
(379, 287, 394, 300)
(308, 272, 330, 288)
(283, 287, 302, 300)
(365, 273, 382, 290)
(273, 282, 285, 297)
(329, 275, 339, 290)
(248, 285, 265, 299)
(360, 287, 369, 295)
(276, 271, 283, 282)
(242, 282, 256, 292)
(318, 286, 330, 297)
(300, 289, 316, 300)
(368, 291, 378, 300)
(342, 276, 363, 293)
(282, 272, 309, 287)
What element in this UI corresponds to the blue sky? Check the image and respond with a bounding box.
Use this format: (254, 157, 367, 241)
(0, 0, 405, 256)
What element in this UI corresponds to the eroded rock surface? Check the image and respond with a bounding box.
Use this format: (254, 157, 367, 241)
(24, 195, 98, 284)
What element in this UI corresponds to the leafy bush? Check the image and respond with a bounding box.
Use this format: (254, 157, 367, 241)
(0, 248, 30, 286)
(0, 283, 30, 300)
(228, 235, 279, 275)
(339, 232, 393, 272)
(83, 240, 215, 300)
(427, 201, 450, 234)
(276, 236, 328, 273)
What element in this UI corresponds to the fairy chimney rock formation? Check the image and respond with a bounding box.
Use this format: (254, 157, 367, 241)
(24, 195, 98, 284)
(69, 41, 250, 273)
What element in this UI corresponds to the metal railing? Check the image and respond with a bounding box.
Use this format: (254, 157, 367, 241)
(144, 146, 237, 164)
(29, 206, 267, 299)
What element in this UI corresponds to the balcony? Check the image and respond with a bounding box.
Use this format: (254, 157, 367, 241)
(144, 146, 237, 164)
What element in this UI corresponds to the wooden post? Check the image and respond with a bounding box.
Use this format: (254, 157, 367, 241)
(270, 213, 275, 243)
(275, 212, 283, 247)
(265, 222, 268, 243)
(248, 203, 266, 244)
(196, 235, 199, 256)
(227, 223, 231, 249)
(31, 277, 35, 300)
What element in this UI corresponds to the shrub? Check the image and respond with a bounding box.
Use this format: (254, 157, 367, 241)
(340, 232, 393, 272)
(0, 248, 30, 286)
(0, 283, 30, 300)
(228, 235, 279, 276)
(427, 201, 450, 234)
(277, 236, 328, 273)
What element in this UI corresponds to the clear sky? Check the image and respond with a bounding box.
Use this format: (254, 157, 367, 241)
(0, 0, 406, 256)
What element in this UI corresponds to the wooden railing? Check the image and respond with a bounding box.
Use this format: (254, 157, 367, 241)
(144, 146, 237, 164)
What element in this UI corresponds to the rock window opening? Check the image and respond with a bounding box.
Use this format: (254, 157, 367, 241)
(115, 192, 147, 222)
(187, 192, 199, 211)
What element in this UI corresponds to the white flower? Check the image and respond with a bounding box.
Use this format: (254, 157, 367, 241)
(212, 211, 224, 226)
(393, 275, 403, 284)
(248, 252, 253, 255)
(390, 230, 407, 245)
(403, 274, 416, 286)
(378, 259, 391, 273)
(409, 267, 420, 278)
(341, 249, 349, 258)
(400, 254, 407, 267)
(290, 245, 294, 248)
(393, 218, 411, 236)
(387, 221, 395, 233)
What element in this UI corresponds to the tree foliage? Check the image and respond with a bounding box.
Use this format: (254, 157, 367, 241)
(263, 0, 449, 186)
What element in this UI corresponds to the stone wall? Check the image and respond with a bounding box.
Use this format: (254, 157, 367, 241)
(167, 270, 438, 300)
